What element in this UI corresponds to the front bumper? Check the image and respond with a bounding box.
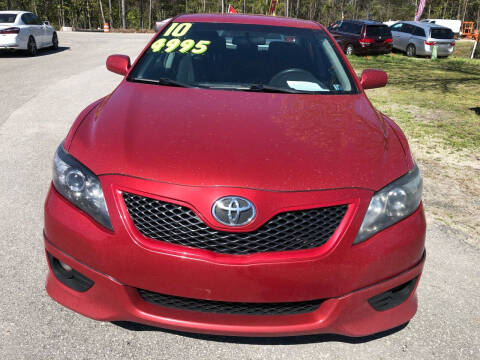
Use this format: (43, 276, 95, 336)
(44, 175, 426, 337)
(46, 238, 424, 337)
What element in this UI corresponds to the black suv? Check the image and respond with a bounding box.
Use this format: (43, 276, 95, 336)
(328, 20, 393, 55)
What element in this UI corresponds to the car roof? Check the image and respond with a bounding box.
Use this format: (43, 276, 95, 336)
(0, 11, 30, 15)
(343, 19, 386, 26)
(175, 13, 322, 29)
(395, 20, 451, 30)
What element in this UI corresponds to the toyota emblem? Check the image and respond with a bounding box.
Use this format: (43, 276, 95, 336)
(212, 196, 256, 226)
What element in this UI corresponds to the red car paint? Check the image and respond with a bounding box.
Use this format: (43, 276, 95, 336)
(44, 14, 426, 337)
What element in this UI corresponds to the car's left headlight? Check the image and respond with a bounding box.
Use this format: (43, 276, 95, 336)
(354, 164, 422, 244)
(52, 144, 113, 230)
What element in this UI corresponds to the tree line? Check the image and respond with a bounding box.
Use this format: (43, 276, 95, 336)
(1, 0, 479, 31)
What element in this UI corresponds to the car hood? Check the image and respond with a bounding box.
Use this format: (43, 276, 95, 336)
(68, 81, 409, 191)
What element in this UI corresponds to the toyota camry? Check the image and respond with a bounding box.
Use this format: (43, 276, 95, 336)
(44, 14, 426, 337)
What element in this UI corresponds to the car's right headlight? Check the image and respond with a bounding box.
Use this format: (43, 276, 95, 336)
(354, 164, 423, 244)
(52, 144, 113, 230)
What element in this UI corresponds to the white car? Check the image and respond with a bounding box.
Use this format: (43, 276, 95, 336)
(0, 11, 58, 56)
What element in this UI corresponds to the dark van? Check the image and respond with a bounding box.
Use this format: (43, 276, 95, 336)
(328, 20, 393, 55)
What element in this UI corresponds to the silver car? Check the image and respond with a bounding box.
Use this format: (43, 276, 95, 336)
(390, 21, 455, 57)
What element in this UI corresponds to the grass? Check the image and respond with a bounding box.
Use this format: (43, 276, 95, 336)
(453, 40, 477, 58)
(348, 54, 480, 151)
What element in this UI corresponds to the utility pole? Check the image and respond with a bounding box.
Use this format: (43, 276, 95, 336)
(221, 0, 224, 13)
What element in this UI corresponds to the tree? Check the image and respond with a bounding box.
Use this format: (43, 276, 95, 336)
(108, 0, 113, 27)
(121, 0, 125, 29)
(98, 0, 106, 25)
(148, 0, 152, 28)
(1, 0, 479, 33)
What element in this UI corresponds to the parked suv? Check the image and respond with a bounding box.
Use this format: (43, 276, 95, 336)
(328, 20, 392, 55)
(390, 21, 455, 57)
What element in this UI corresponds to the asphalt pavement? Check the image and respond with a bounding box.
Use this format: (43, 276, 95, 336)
(0, 32, 478, 359)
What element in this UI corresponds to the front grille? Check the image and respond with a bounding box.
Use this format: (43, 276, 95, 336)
(123, 192, 347, 255)
(138, 289, 324, 315)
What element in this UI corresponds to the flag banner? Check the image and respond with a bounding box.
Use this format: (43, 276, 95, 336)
(415, 0, 427, 21)
(228, 5, 237, 14)
(268, 0, 278, 16)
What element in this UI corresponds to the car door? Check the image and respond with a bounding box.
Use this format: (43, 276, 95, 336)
(21, 13, 42, 46)
(390, 23, 404, 50)
(31, 14, 48, 46)
(398, 24, 414, 50)
(336, 22, 356, 49)
(411, 26, 427, 53)
(43, 22, 55, 45)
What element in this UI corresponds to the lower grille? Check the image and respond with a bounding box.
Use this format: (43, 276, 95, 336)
(122, 192, 348, 255)
(138, 289, 324, 315)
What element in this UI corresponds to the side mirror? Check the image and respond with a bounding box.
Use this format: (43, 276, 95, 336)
(43, 21, 50, 26)
(106, 54, 131, 76)
(359, 69, 388, 90)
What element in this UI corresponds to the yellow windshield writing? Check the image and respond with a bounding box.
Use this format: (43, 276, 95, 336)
(151, 22, 210, 54)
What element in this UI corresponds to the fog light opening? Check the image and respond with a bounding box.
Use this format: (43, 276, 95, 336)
(368, 277, 418, 311)
(47, 252, 94, 292)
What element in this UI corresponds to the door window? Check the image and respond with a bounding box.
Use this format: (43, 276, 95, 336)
(21, 13, 35, 25)
(412, 27, 426, 37)
(32, 14, 43, 25)
(402, 24, 414, 34)
(338, 22, 349, 33)
(350, 23, 363, 35)
(391, 23, 403, 32)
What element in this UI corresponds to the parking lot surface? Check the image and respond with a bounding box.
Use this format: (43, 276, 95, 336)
(0, 32, 478, 359)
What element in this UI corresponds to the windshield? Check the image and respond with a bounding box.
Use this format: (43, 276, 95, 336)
(128, 22, 357, 94)
(0, 13, 17, 23)
(430, 28, 454, 39)
(366, 25, 391, 37)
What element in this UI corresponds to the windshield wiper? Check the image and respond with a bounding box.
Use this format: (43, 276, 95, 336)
(246, 84, 310, 94)
(128, 77, 198, 88)
(157, 77, 197, 88)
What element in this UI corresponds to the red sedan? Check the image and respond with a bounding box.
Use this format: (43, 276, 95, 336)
(44, 14, 425, 337)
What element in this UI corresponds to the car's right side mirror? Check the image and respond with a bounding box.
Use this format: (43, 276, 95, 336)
(359, 69, 388, 90)
(106, 54, 131, 76)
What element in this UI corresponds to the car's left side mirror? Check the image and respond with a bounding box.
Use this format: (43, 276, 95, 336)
(359, 69, 388, 90)
(43, 21, 50, 26)
(106, 54, 131, 76)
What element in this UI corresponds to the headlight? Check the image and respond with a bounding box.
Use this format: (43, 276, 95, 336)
(354, 164, 422, 244)
(52, 144, 113, 230)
